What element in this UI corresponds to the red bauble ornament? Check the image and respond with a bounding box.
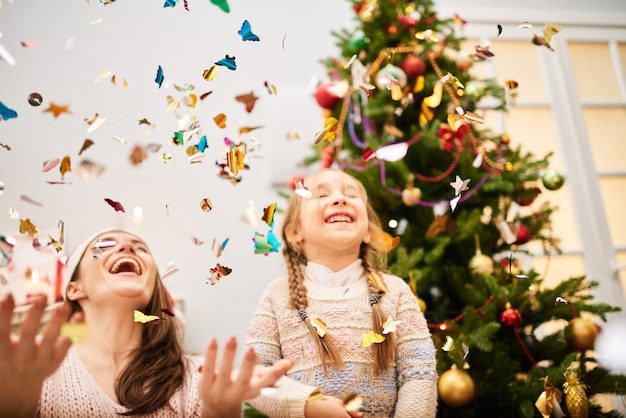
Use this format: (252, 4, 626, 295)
(515, 186, 541, 206)
(399, 54, 426, 78)
(501, 306, 522, 328)
(515, 223, 531, 245)
(314, 83, 341, 110)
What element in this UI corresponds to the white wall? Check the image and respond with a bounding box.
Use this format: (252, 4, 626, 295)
(0, 0, 353, 355)
(1, 0, 623, 357)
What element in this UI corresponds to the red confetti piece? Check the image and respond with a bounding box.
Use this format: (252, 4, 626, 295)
(104, 198, 125, 212)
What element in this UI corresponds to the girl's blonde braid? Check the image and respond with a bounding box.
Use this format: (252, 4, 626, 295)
(284, 246, 344, 376)
(361, 245, 396, 374)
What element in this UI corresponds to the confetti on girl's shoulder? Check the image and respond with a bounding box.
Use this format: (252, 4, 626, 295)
(238, 20, 259, 41)
(61, 323, 88, 343)
(155, 65, 164, 88)
(134, 310, 161, 324)
(215, 55, 236, 70)
(104, 198, 125, 212)
(235, 91, 259, 113)
(0, 101, 18, 121)
(210, 0, 229, 13)
(362, 330, 385, 347)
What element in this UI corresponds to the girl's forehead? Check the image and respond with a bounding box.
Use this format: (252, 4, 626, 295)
(307, 171, 359, 189)
(90, 231, 146, 247)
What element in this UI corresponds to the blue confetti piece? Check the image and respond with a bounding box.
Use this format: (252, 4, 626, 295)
(155, 65, 164, 88)
(163, 0, 178, 7)
(215, 55, 236, 71)
(238, 20, 260, 42)
(197, 135, 208, 153)
(0, 101, 18, 122)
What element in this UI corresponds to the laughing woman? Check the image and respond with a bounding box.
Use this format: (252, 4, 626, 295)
(0, 228, 292, 417)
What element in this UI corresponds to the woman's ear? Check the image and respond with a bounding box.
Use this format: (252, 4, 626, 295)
(363, 232, 371, 244)
(66, 281, 86, 301)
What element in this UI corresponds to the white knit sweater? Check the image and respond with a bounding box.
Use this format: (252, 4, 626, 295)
(245, 263, 439, 418)
(37, 347, 203, 417)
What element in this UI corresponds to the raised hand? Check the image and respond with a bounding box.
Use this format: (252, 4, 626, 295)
(198, 336, 292, 418)
(0, 293, 75, 418)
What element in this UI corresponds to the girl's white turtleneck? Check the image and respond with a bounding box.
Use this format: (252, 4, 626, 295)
(304, 259, 364, 287)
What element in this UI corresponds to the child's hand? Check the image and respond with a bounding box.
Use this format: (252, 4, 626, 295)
(304, 395, 363, 418)
(198, 336, 292, 418)
(0, 293, 74, 417)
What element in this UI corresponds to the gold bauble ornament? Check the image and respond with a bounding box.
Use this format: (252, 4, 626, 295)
(469, 253, 494, 275)
(402, 185, 422, 206)
(564, 370, 589, 418)
(565, 317, 598, 351)
(438, 367, 475, 407)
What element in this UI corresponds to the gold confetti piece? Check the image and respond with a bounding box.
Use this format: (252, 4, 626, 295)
(78, 139, 94, 155)
(450, 175, 470, 196)
(343, 393, 363, 411)
(310, 317, 327, 337)
(235, 91, 259, 113)
(505, 80, 519, 89)
(181, 93, 197, 108)
(19, 218, 39, 235)
(213, 113, 227, 128)
(94, 67, 112, 83)
(532, 34, 554, 52)
(382, 315, 401, 334)
(28, 92, 43, 106)
(262, 203, 276, 227)
(129, 144, 148, 165)
(286, 131, 301, 140)
(112, 136, 127, 144)
(442, 335, 455, 351)
(362, 330, 385, 347)
(423, 81, 443, 108)
(8, 207, 19, 219)
(200, 198, 213, 212)
(227, 144, 245, 176)
(542, 23, 562, 43)
(133, 309, 160, 324)
(203, 65, 218, 81)
(307, 389, 325, 402)
(519, 22, 532, 29)
(43, 102, 71, 118)
(239, 125, 264, 135)
(61, 322, 88, 343)
(84, 113, 107, 133)
(0, 143, 12, 151)
(160, 153, 172, 164)
(166, 96, 181, 112)
(60, 156, 71, 180)
(76, 159, 105, 180)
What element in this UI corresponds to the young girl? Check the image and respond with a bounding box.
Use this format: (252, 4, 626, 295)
(0, 228, 292, 417)
(245, 169, 438, 417)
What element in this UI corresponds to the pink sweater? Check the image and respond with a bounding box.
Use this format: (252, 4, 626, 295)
(38, 347, 203, 417)
(245, 267, 439, 418)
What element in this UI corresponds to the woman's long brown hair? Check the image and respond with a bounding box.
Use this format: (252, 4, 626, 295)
(67, 250, 186, 416)
(282, 169, 396, 375)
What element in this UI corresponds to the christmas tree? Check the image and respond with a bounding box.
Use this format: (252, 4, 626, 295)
(292, 0, 626, 417)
